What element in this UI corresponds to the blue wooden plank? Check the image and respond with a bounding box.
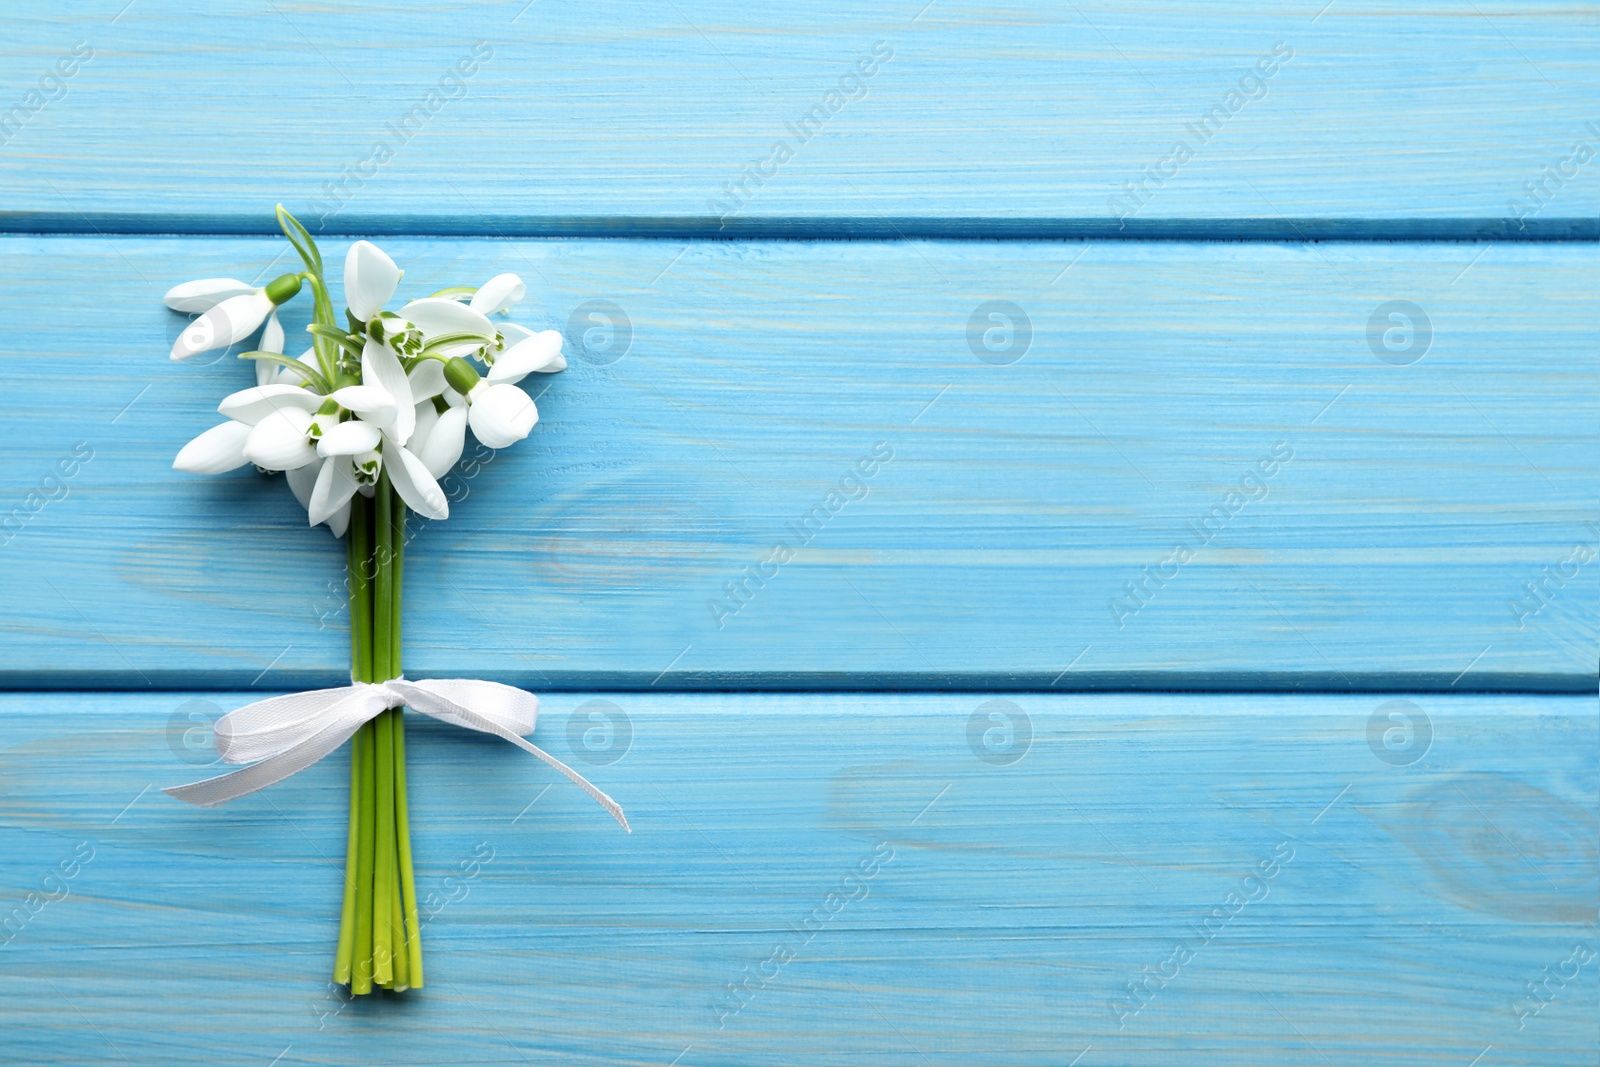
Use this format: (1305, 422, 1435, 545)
(0, 691, 1593, 1065)
(2, 236, 1596, 689)
(2, 2, 1598, 233)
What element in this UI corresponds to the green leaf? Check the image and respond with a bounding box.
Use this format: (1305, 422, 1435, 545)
(307, 322, 356, 342)
(275, 204, 323, 276)
(239, 351, 328, 391)
(307, 323, 365, 359)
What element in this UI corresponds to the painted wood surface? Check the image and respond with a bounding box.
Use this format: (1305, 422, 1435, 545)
(1, 692, 1594, 1066)
(4, 3, 1599, 236)
(2, 236, 1595, 689)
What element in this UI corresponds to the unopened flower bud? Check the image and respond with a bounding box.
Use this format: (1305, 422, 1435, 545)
(263, 273, 303, 306)
(443, 356, 481, 396)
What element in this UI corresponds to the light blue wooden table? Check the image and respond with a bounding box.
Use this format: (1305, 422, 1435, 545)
(2, 4, 1595, 1065)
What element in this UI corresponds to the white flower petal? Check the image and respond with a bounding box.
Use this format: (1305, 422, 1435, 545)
(466, 383, 538, 449)
(329, 384, 398, 432)
(416, 404, 467, 478)
(413, 400, 439, 449)
(317, 419, 383, 457)
(362, 338, 415, 444)
(384, 437, 449, 521)
(488, 329, 565, 383)
(344, 240, 401, 321)
(163, 278, 254, 314)
(468, 273, 526, 315)
(173, 421, 252, 474)
(327, 498, 353, 538)
(285, 461, 319, 511)
(260, 310, 285, 354)
(218, 384, 321, 425)
(407, 358, 447, 401)
(398, 298, 496, 348)
(171, 291, 275, 361)
(243, 407, 318, 471)
(309, 456, 361, 525)
(254, 312, 287, 386)
(496, 322, 533, 345)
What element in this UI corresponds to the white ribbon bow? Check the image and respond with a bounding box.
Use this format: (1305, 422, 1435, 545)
(165, 678, 628, 831)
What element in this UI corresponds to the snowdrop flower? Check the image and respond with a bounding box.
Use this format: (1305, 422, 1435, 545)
(169, 273, 304, 362)
(445, 273, 565, 379)
(172, 384, 323, 475)
(443, 358, 538, 449)
(400, 297, 498, 358)
(486, 324, 565, 383)
(329, 341, 450, 521)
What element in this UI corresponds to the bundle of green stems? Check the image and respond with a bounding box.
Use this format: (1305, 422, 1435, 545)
(334, 476, 423, 994)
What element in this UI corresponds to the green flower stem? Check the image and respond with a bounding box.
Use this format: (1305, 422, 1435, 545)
(333, 501, 366, 985)
(393, 710, 424, 986)
(371, 475, 397, 987)
(390, 489, 424, 986)
(353, 716, 377, 995)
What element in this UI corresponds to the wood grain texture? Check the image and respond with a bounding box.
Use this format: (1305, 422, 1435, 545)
(3, 2, 1599, 235)
(2, 236, 1596, 689)
(1, 691, 1594, 1066)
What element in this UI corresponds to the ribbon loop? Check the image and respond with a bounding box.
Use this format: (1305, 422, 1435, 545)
(164, 679, 628, 832)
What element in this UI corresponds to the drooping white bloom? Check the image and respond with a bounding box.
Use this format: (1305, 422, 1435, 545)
(173, 385, 323, 474)
(345, 240, 402, 321)
(464, 381, 539, 449)
(170, 273, 303, 362)
(400, 298, 498, 358)
(487, 325, 565, 383)
(171, 291, 276, 361)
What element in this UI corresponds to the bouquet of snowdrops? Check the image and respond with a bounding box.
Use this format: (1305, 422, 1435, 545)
(161, 207, 625, 996)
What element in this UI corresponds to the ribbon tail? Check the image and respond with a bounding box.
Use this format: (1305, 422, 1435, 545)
(394, 679, 629, 832)
(164, 712, 371, 807)
(496, 731, 631, 833)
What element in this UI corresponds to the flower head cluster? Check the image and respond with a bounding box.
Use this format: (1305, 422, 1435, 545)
(167, 213, 563, 534)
